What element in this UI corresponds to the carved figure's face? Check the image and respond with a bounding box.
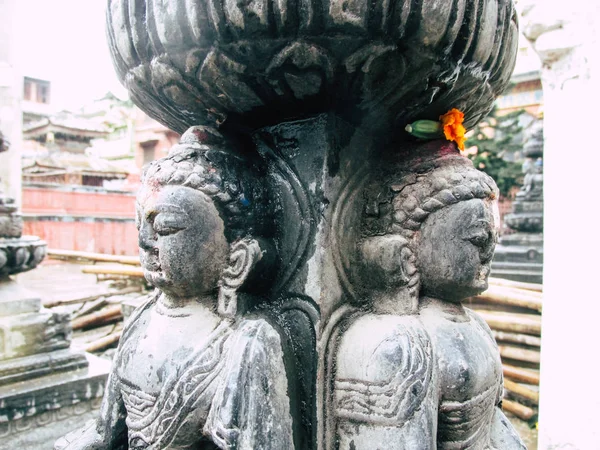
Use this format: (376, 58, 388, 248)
(136, 184, 229, 298)
(416, 198, 499, 302)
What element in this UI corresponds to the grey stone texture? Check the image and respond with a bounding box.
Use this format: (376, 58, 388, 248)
(54, 0, 527, 448)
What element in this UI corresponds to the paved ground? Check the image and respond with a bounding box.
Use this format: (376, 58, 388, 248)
(16, 260, 114, 305)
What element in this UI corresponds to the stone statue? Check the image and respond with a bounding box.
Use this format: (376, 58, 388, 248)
(57, 0, 528, 448)
(325, 142, 526, 449)
(55, 128, 297, 450)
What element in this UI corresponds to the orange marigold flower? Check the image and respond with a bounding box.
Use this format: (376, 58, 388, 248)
(440, 108, 467, 151)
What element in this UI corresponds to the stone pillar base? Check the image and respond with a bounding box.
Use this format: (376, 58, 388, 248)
(0, 353, 110, 431)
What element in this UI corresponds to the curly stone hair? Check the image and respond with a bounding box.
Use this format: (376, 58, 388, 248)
(141, 127, 270, 243)
(360, 143, 499, 309)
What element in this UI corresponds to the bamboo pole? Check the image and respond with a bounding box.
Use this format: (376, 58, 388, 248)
(498, 345, 541, 365)
(503, 364, 540, 385)
(48, 249, 140, 266)
(504, 379, 540, 404)
(475, 285, 542, 313)
(85, 330, 122, 353)
(71, 305, 123, 330)
(82, 265, 145, 278)
(502, 399, 536, 421)
(488, 277, 543, 293)
(43, 286, 142, 308)
(474, 310, 542, 336)
(492, 330, 542, 347)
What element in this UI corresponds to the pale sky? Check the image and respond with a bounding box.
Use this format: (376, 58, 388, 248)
(13, 0, 128, 110)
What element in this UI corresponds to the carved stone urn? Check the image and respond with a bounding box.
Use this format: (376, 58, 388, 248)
(106, 0, 518, 134)
(59, 1, 527, 449)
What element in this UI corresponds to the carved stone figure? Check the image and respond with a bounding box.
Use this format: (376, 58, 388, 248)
(55, 128, 299, 450)
(324, 142, 526, 449)
(56, 0, 528, 448)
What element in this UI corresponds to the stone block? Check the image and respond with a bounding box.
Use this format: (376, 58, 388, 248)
(0, 353, 110, 426)
(0, 349, 87, 386)
(0, 278, 41, 317)
(0, 309, 71, 361)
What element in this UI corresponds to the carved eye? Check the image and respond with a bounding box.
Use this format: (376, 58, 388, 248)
(153, 214, 186, 236)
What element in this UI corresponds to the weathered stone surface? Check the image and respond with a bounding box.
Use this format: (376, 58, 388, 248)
(0, 353, 110, 425)
(0, 204, 22, 239)
(322, 144, 525, 449)
(0, 349, 86, 386)
(56, 128, 316, 450)
(0, 278, 41, 318)
(0, 309, 71, 362)
(106, 0, 518, 135)
(0, 236, 47, 277)
(59, 1, 527, 448)
(0, 398, 101, 444)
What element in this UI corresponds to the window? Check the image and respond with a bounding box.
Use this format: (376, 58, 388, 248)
(38, 84, 50, 104)
(23, 80, 33, 101)
(142, 142, 156, 165)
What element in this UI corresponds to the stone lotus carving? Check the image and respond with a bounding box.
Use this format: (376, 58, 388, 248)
(55, 128, 316, 450)
(1, 129, 46, 272)
(0, 231, 46, 277)
(106, 0, 518, 134)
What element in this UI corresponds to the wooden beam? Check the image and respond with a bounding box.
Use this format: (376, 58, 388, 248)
(503, 365, 540, 385)
(81, 265, 145, 278)
(475, 285, 542, 313)
(42, 286, 142, 308)
(488, 277, 543, 293)
(502, 399, 536, 421)
(85, 330, 122, 353)
(498, 345, 541, 365)
(475, 310, 542, 336)
(71, 305, 123, 330)
(48, 249, 140, 266)
(492, 330, 542, 347)
(504, 379, 540, 404)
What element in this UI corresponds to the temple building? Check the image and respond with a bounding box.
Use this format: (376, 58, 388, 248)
(22, 113, 127, 187)
(20, 92, 139, 255)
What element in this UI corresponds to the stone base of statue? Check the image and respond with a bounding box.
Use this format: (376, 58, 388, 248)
(0, 219, 111, 440)
(0, 271, 112, 438)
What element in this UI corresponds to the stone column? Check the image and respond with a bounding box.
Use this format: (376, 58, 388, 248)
(84, 2, 527, 449)
(518, 1, 600, 448)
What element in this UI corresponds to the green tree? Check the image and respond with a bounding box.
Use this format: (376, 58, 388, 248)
(467, 107, 525, 197)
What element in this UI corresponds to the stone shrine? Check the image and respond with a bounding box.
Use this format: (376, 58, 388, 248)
(0, 134, 110, 436)
(58, 0, 527, 448)
(492, 119, 544, 284)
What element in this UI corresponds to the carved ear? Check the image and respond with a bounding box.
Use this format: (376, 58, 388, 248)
(359, 235, 414, 289)
(218, 238, 262, 318)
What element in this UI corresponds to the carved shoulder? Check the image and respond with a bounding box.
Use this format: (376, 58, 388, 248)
(465, 307, 498, 347)
(334, 314, 434, 426)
